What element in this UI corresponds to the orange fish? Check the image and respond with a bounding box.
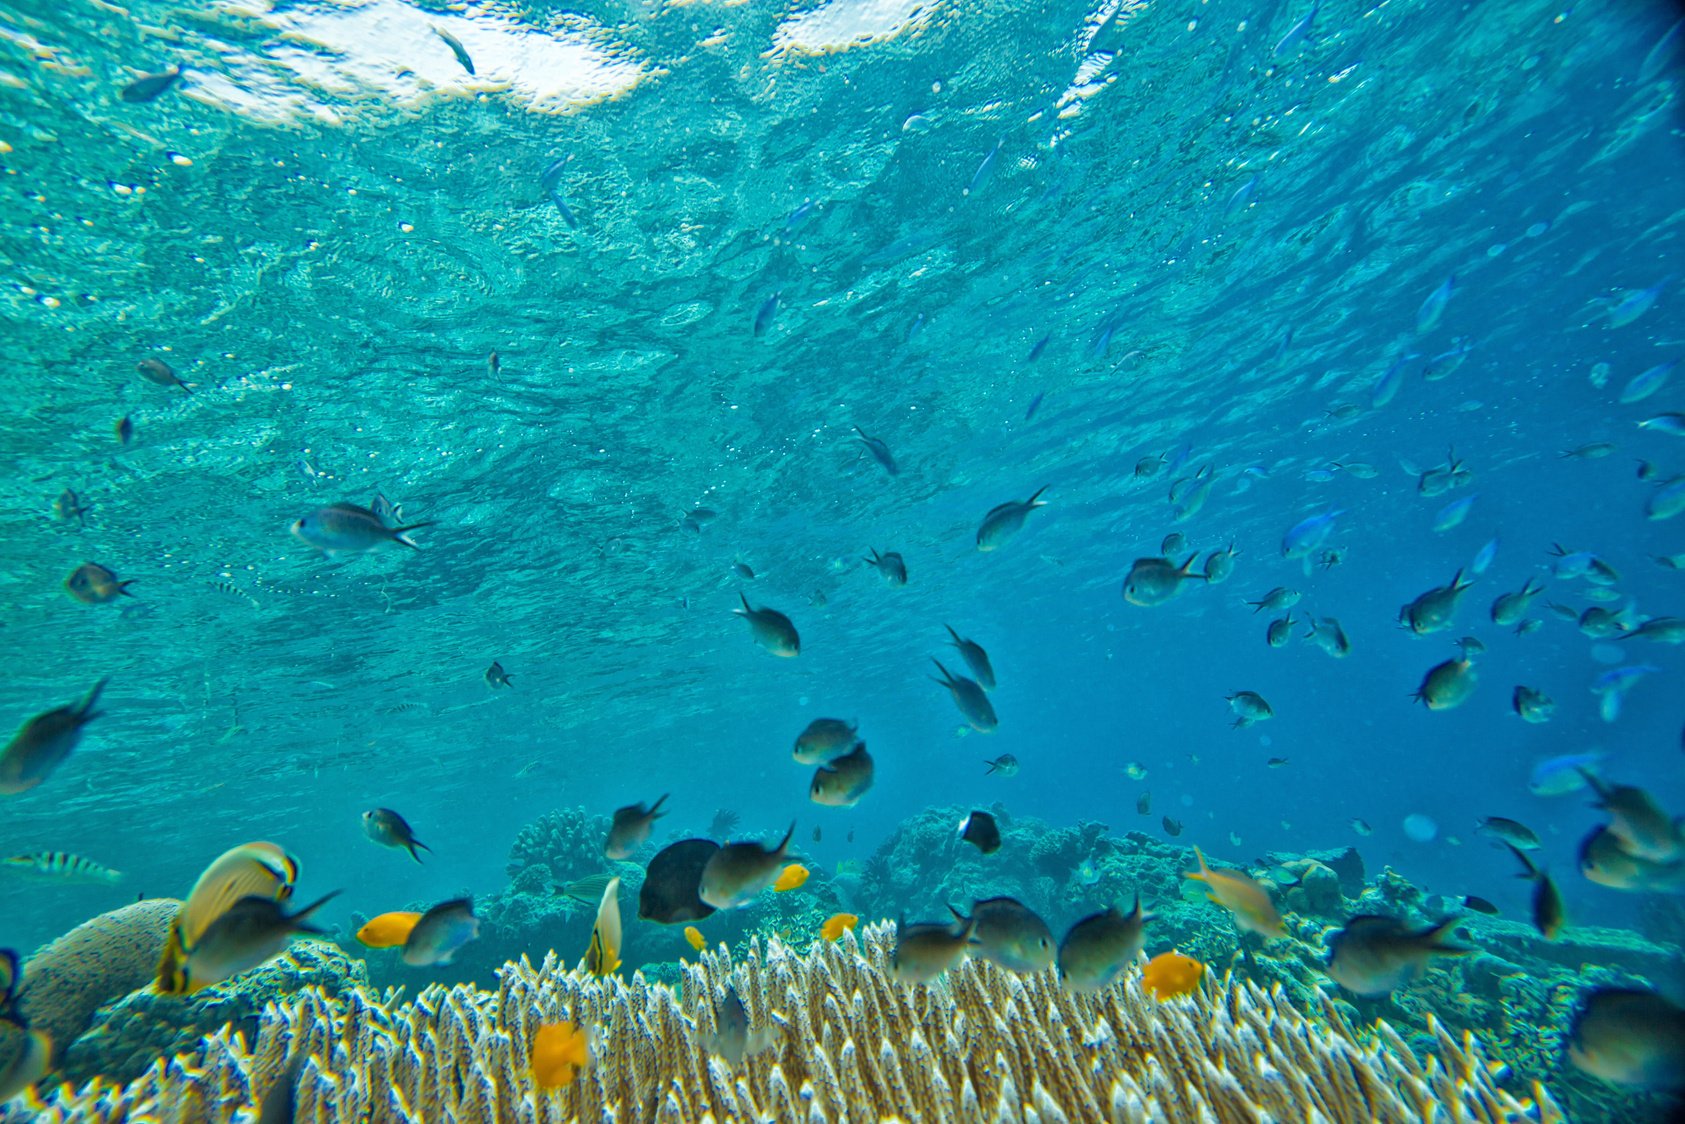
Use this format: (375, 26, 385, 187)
(684, 925, 706, 952)
(821, 912, 859, 941)
(773, 864, 809, 892)
(1141, 950, 1205, 1000)
(531, 1021, 589, 1090)
(1184, 845, 1286, 939)
(356, 911, 423, 949)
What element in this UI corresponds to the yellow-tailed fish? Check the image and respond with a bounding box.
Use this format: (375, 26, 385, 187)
(158, 841, 299, 994)
(772, 864, 809, 892)
(1185, 846, 1285, 939)
(683, 925, 706, 952)
(585, 876, 622, 976)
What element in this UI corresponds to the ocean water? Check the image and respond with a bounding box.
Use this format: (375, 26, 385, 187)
(3, 0, 1685, 1113)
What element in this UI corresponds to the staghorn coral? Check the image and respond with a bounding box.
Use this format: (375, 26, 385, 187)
(56, 939, 370, 1088)
(28, 923, 1562, 1123)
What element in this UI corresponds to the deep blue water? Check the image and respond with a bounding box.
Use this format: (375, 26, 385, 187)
(2, 0, 1683, 1024)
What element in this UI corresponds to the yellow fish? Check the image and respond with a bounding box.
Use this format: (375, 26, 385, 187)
(356, 911, 423, 949)
(821, 912, 859, 941)
(584, 876, 621, 976)
(531, 1021, 589, 1090)
(158, 842, 298, 995)
(683, 926, 706, 952)
(1141, 950, 1205, 1000)
(773, 864, 809, 892)
(1184, 845, 1285, 939)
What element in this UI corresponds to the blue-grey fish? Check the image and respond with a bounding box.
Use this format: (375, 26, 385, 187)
(1057, 896, 1150, 994)
(433, 26, 475, 74)
(1568, 988, 1685, 1091)
(1490, 577, 1544, 625)
(1423, 339, 1473, 381)
(932, 660, 997, 732)
(1246, 586, 1300, 613)
(1371, 352, 1416, 408)
(1432, 494, 1476, 532)
(965, 140, 1001, 197)
(983, 754, 1018, 777)
(137, 357, 192, 394)
(182, 891, 340, 992)
(65, 562, 135, 604)
(951, 896, 1054, 973)
(810, 743, 873, 807)
(1026, 335, 1049, 362)
(704, 982, 778, 1067)
(852, 427, 898, 476)
(0, 680, 105, 796)
(1640, 19, 1684, 83)
(753, 291, 781, 337)
(1625, 615, 1685, 643)
(1476, 816, 1540, 850)
(1399, 569, 1473, 635)
(1202, 543, 1237, 584)
(1646, 476, 1685, 520)
(1122, 554, 1204, 606)
(291, 503, 431, 554)
(976, 486, 1049, 551)
(1266, 613, 1296, 649)
(605, 794, 669, 860)
(1470, 536, 1499, 575)
(733, 594, 799, 657)
(698, 823, 794, 910)
(402, 898, 480, 966)
(1024, 391, 1044, 420)
(120, 66, 182, 102)
(1607, 275, 1673, 329)
(1416, 274, 1456, 333)
(1413, 657, 1476, 710)
(485, 660, 513, 688)
(1511, 686, 1554, 723)
(1325, 915, 1468, 997)
(540, 156, 580, 228)
(362, 808, 431, 863)
(944, 625, 996, 689)
(1620, 360, 1674, 404)
(793, 718, 858, 766)
(1281, 508, 1342, 561)
(891, 916, 976, 985)
(864, 548, 907, 585)
(1273, 0, 1319, 57)
(1304, 616, 1350, 658)
(1579, 772, 1682, 864)
(1224, 174, 1258, 217)
(54, 487, 88, 525)
(1227, 690, 1273, 727)
(1417, 448, 1471, 496)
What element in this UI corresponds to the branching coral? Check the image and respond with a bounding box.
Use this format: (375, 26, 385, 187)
(29, 923, 1561, 1122)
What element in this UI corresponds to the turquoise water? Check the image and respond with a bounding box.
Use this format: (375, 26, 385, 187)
(3, 0, 1685, 1109)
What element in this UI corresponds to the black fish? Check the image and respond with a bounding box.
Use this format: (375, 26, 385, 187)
(120, 67, 182, 103)
(1136, 791, 1151, 815)
(115, 416, 134, 445)
(852, 427, 898, 476)
(639, 838, 720, 924)
(812, 827, 821, 843)
(1462, 895, 1499, 916)
(1162, 816, 1183, 837)
(957, 810, 1001, 855)
(539, 156, 579, 228)
(433, 27, 475, 75)
(753, 292, 781, 338)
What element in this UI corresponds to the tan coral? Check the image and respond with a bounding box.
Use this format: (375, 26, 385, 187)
(30, 923, 1563, 1122)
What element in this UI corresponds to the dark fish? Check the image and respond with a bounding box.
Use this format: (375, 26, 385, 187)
(1026, 335, 1049, 362)
(734, 594, 799, 657)
(115, 415, 134, 444)
(539, 156, 580, 228)
(257, 1051, 305, 1124)
(932, 659, 997, 732)
(1568, 987, 1685, 1090)
(605, 794, 669, 860)
(1324, 915, 1468, 997)
(1507, 843, 1564, 939)
(1475, 816, 1540, 850)
(951, 896, 1054, 973)
(1122, 554, 1205, 606)
(183, 892, 340, 992)
(362, 808, 431, 863)
(810, 744, 874, 807)
(704, 982, 777, 1066)
(1162, 816, 1183, 837)
(1024, 392, 1044, 421)
(120, 66, 182, 103)
(847, 829, 853, 843)
(65, 562, 135, 604)
(0, 679, 105, 796)
(1462, 895, 1499, 915)
(1058, 895, 1150, 994)
(753, 292, 782, 337)
(639, 839, 720, 924)
(54, 488, 88, 525)
(852, 427, 898, 476)
(957, 810, 1001, 855)
(699, 823, 794, 910)
(1266, 757, 1289, 768)
(944, 625, 996, 690)
(137, 357, 191, 394)
(977, 486, 1050, 551)
(812, 827, 821, 843)
(485, 660, 513, 689)
(1136, 791, 1151, 814)
(983, 754, 1018, 777)
(863, 548, 907, 585)
(433, 26, 475, 74)
(401, 898, 480, 966)
(487, 350, 501, 379)
(732, 561, 756, 580)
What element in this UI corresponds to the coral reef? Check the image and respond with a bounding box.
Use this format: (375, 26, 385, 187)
(26, 924, 1558, 1123)
(57, 939, 370, 1088)
(2, 898, 181, 1072)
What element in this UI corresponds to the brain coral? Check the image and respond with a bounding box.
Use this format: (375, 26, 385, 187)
(27, 923, 1562, 1123)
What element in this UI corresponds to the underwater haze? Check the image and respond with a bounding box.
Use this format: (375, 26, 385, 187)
(3, 0, 1685, 1112)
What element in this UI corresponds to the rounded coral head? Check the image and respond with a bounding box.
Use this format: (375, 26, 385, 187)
(1142, 951, 1205, 1001)
(531, 1021, 590, 1090)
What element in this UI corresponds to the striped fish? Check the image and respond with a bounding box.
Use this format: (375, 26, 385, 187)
(3, 852, 123, 884)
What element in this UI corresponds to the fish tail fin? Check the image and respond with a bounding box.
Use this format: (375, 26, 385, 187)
(392, 521, 435, 549)
(1186, 845, 1211, 880)
(406, 840, 429, 864)
(118, 581, 139, 597)
(945, 624, 961, 644)
(946, 903, 969, 926)
(651, 793, 671, 818)
(930, 658, 953, 685)
(983, 759, 997, 773)
(736, 593, 752, 615)
(1178, 552, 1200, 575)
(291, 890, 343, 933)
(1027, 485, 1051, 506)
(78, 678, 109, 719)
(776, 821, 796, 856)
(1505, 842, 1540, 879)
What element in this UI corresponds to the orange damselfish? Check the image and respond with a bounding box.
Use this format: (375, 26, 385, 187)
(531, 1021, 590, 1090)
(1141, 951, 1205, 1001)
(773, 864, 809, 892)
(355, 911, 422, 949)
(820, 912, 859, 941)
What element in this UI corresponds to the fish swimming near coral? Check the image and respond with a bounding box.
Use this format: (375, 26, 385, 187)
(1324, 915, 1469, 997)
(1141, 950, 1205, 1000)
(1567, 987, 1685, 1091)
(180, 890, 340, 994)
(64, 562, 135, 604)
(1185, 846, 1285, 939)
(699, 823, 794, 910)
(0, 680, 106, 797)
(773, 864, 809, 893)
(957, 810, 1002, 854)
(952, 897, 1054, 973)
(531, 1021, 590, 1090)
(158, 841, 299, 994)
(821, 912, 859, 941)
(891, 916, 976, 985)
(704, 982, 778, 1066)
(356, 911, 422, 949)
(1506, 843, 1565, 940)
(584, 877, 622, 976)
(604, 794, 669, 860)
(1057, 895, 1151, 994)
(640, 839, 720, 924)
(683, 926, 706, 952)
(402, 898, 481, 967)
(810, 744, 874, 807)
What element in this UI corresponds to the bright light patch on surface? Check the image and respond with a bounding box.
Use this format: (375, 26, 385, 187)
(194, 0, 647, 122)
(770, 0, 938, 56)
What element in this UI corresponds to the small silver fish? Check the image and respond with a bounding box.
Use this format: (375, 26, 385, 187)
(433, 26, 475, 74)
(292, 503, 432, 554)
(976, 486, 1049, 551)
